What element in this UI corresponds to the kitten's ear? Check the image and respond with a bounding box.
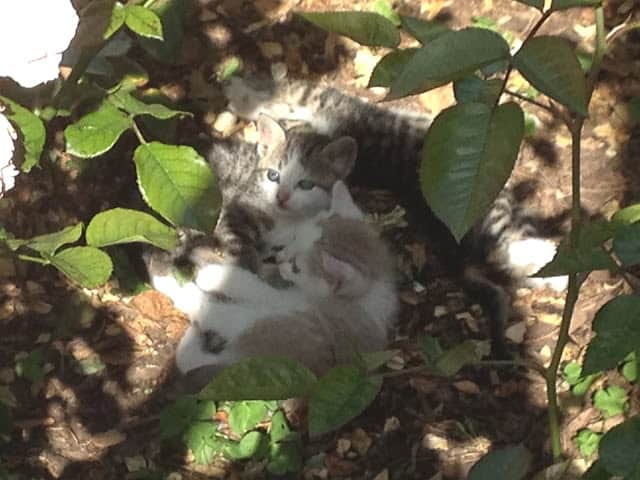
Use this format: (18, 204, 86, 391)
(322, 252, 366, 296)
(257, 114, 286, 155)
(329, 181, 363, 219)
(321, 136, 357, 178)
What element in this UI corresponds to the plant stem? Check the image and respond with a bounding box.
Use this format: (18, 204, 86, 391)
(504, 89, 554, 112)
(544, 6, 607, 461)
(131, 119, 147, 144)
(17, 254, 49, 265)
(497, 9, 552, 106)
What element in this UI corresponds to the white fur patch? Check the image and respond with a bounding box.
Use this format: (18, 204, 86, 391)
(506, 238, 568, 292)
(150, 274, 206, 318)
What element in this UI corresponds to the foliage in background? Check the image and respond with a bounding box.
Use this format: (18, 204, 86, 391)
(2, 0, 640, 477)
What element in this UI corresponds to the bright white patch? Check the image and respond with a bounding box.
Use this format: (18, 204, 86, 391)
(506, 238, 568, 292)
(0, 0, 78, 88)
(0, 111, 18, 198)
(150, 274, 206, 319)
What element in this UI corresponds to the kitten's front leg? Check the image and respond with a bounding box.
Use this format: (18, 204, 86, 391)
(196, 263, 305, 310)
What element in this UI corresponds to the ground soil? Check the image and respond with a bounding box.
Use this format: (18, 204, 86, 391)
(1, 0, 640, 479)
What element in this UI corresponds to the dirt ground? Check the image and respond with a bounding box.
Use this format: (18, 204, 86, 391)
(1, 0, 640, 478)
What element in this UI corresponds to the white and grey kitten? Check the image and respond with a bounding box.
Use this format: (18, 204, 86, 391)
(174, 181, 398, 379)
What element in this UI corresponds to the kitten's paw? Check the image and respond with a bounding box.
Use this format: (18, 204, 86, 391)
(195, 263, 227, 292)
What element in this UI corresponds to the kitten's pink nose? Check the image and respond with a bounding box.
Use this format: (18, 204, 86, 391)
(277, 189, 290, 207)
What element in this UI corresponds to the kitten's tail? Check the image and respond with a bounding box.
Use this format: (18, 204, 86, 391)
(461, 266, 510, 359)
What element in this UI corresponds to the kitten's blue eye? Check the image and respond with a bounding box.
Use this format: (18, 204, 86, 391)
(297, 179, 315, 190)
(267, 168, 280, 183)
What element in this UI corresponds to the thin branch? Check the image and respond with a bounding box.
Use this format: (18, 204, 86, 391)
(504, 88, 554, 112)
(545, 6, 607, 461)
(131, 118, 147, 144)
(381, 358, 546, 380)
(605, 14, 640, 45)
(496, 9, 553, 107)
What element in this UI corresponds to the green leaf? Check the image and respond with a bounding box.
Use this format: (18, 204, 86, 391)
(185, 422, 223, 464)
(561, 360, 600, 395)
(368, 49, 419, 88)
(269, 410, 292, 443)
(573, 375, 599, 397)
(198, 357, 317, 401)
(15, 349, 46, 383)
(297, 11, 400, 48)
(268, 439, 303, 475)
(599, 416, 640, 477)
(613, 222, 640, 267)
(217, 56, 242, 82)
(124, 5, 163, 40)
(0, 97, 45, 173)
(575, 429, 602, 457)
(160, 396, 216, 440)
(110, 90, 191, 120)
(514, 0, 544, 9)
(581, 460, 612, 480)
(388, 28, 510, 99)
(551, 0, 602, 11)
(513, 36, 588, 116)
(104, 2, 126, 39)
(308, 365, 382, 437)
(420, 102, 524, 241)
(64, 102, 131, 158)
(50, 247, 113, 288)
(454, 76, 503, 105)
(86, 208, 178, 251)
(359, 349, 401, 371)
(400, 15, 450, 44)
(228, 401, 269, 436)
(225, 431, 267, 460)
(372, 0, 400, 26)
(108, 246, 149, 295)
(583, 296, 640, 375)
(267, 410, 303, 475)
(134, 142, 222, 231)
(468, 444, 533, 480)
(593, 386, 628, 418)
(622, 353, 638, 383)
(6, 223, 83, 255)
(139, 0, 187, 63)
(434, 340, 491, 377)
(535, 220, 617, 277)
(562, 361, 583, 385)
(77, 357, 106, 375)
(421, 335, 444, 363)
(613, 204, 640, 227)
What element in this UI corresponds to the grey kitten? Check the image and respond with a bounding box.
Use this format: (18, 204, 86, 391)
(174, 182, 398, 383)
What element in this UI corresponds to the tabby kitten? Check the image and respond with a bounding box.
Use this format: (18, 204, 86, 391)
(224, 76, 566, 291)
(174, 181, 398, 377)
